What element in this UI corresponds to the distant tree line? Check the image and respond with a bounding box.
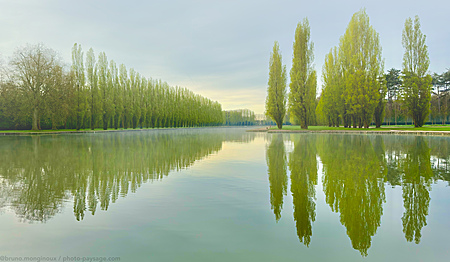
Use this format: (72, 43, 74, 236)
(266, 9, 446, 129)
(0, 43, 223, 130)
(383, 68, 450, 125)
(223, 109, 256, 126)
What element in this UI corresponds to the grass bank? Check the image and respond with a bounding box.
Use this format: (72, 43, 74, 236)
(0, 126, 216, 136)
(246, 125, 450, 136)
(269, 125, 450, 132)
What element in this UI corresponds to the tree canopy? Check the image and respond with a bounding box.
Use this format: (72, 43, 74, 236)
(289, 18, 316, 129)
(265, 41, 287, 129)
(0, 43, 223, 130)
(401, 16, 432, 127)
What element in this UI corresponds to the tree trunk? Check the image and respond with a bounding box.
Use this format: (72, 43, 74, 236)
(32, 107, 39, 131)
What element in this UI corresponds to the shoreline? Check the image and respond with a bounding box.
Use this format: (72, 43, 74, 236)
(246, 127, 450, 136)
(0, 126, 232, 136)
(0, 128, 160, 136)
(2, 126, 450, 136)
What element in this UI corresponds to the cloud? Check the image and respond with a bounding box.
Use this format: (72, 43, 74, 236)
(1, 0, 448, 114)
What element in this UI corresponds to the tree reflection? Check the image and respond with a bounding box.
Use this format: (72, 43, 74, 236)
(289, 134, 317, 247)
(0, 129, 255, 222)
(400, 136, 432, 244)
(428, 137, 450, 184)
(263, 133, 450, 254)
(265, 134, 287, 221)
(319, 135, 385, 256)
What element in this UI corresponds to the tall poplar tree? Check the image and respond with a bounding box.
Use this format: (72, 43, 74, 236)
(118, 64, 128, 128)
(320, 47, 344, 127)
(289, 18, 316, 129)
(401, 16, 432, 127)
(71, 43, 86, 130)
(265, 41, 287, 129)
(86, 48, 100, 130)
(109, 60, 120, 129)
(97, 52, 110, 130)
(340, 9, 384, 128)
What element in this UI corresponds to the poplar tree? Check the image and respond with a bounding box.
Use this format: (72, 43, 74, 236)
(265, 41, 287, 129)
(118, 64, 128, 128)
(1, 44, 224, 130)
(71, 43, 86, 130)
(289, 18, 316, 129)
(401, 16, 432, 127)
(109, 60, 121, 129)
(97, 52, 110, 130)
(320, 47, 344, 127)
(340, 9, 384, 128)
(86, 48, 101, 130)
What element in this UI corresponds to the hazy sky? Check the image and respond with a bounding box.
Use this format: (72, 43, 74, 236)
(0, 0, 449, 114)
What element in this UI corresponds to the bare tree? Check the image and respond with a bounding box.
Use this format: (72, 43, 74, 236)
(9, 43, 61, 130)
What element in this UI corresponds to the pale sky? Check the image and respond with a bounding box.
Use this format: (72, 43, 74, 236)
(0, 0, 448, 114)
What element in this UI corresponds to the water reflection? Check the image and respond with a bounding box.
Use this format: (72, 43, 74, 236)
(289, 134, 317, 247)
(266, 133, 450, 256)
(400, 137, 432, 244)
(0, 129, 255, 222)
(319, 135, 386, 256)
(266, 134, 288, 222)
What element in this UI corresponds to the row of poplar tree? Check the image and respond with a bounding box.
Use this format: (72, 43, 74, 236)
(223, 109, 256, 126)
(266, 9, 441, 129)
(265, 16, 316, 129)
(0, 43, 223, 130)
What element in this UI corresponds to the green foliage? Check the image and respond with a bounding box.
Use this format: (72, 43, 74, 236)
(386, 68, 402, 100)
(401, 73, 432, 127)
(373, 77, 387, 128)
(265, 134, 287, 221)
(401, 16, 432, 127)
(318, 135, 386, 256)
(265, 41, 287, 129)
(0, 130, 254, 221)
(399, 137, 432, 244)
(289, 18, 316, 129)
(289, 134, 317, 246)
(430, 70, 450, 124)
(72, 43, 87, 130)
(0, 81, 29, 129)
(0, 44, 224, 130)
(339, 9, 384, 128)
(223, 109, 256, 126)
(385, 68, 402, 125)
(86, 48, 101, 130)
(318, 10, 384, 128)
(320, 47, 344, 127)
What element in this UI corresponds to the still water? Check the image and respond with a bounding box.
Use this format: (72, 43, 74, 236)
(0, 128, 449, 261)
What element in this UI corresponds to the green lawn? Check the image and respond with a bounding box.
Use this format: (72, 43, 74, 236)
(0, 128, 120, 133)
(270, 125, 450, 132)
(0, 126, 214, 133)
(2, 125, 450, 133)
